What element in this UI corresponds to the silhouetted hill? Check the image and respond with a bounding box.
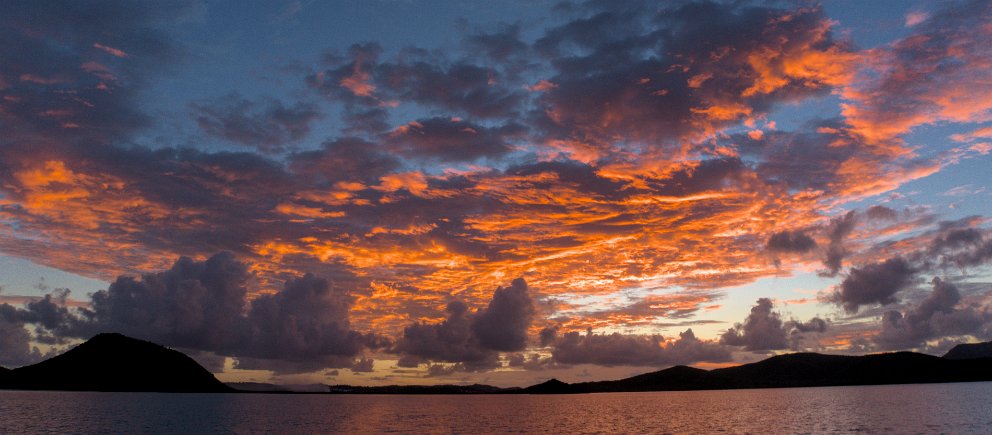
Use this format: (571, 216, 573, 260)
(522, 378, 572, 394)
(0, 333, 231, 393)
(943, 341, 992, 360)
(4, 334, 991, 395)
(524, 346, 992, 394)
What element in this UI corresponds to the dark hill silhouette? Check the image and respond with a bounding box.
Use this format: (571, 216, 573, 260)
(0, 333, 231, 393)
(522, 378, 571, 394)
(524, 349, 992, 394)
(943, 341, 992, 360)
(3, 335, 991, 394)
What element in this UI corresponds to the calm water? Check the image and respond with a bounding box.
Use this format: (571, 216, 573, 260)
(2, 382, 992, 433)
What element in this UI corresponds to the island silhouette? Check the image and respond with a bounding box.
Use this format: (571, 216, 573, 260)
(1, 333, 990, 394)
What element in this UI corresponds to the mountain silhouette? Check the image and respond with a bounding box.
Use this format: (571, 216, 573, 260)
(3, 334, 991, 394)
(524, 349, 992, 394)
(0, 333, 231, 393)
(943, 341, 992, 360)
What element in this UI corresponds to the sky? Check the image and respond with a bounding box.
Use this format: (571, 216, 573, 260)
(0, 0, 991, 387)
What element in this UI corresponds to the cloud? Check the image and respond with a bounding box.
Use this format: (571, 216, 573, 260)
(240, 272, 373, 368)
(720, 298, 827, 351)
(720, 298, 787, 351)
(927, 226, 992, 268)
(842, 0, 992, 147)
(875, 278, 991, 350)
(822, 211, 857, 276)
(0, 318, 44, 368)
(191, 94, 320, 152)
(548, 327, 731, 367)
(386, 117, 525, 162)
(767, 230, 817, 253)
(30, 252, 376, 373)
(532, 2, 854, 149)
(471, 278, 535, 351)
(1, 0, 991, 375)
(351, 357, 375, 373)
(830, 257, 916, 313)
(76, 252, 251, 351)
(310, 43, 526, 119)
(393, 278, 535, 370)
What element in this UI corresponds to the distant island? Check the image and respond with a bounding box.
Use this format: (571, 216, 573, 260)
(2, 333, 991, 394)
(0, 333, 231, 393)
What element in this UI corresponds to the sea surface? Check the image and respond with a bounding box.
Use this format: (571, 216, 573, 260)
(2, 382, 992, 433)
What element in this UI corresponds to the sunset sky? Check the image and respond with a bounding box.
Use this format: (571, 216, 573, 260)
(1, 0, 991, 387)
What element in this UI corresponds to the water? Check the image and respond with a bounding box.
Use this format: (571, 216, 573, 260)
(2, 383, 991, 433)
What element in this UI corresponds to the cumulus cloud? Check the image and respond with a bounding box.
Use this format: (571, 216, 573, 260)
(393, 279, 535, 370)
(0, 318, 44, 368)
(240, 273, 373, 368)
(4, 253, 378, 373)
(875, 278, 991, 350)
(927, 226, 992, 268)
(720, 298, 787, 351)
(548, 327, 730, 367)
(471, 278, 535, 351)
(830, 257, 915, 313)
(78, 252, 251, 351)
(720, 298, 828, 351)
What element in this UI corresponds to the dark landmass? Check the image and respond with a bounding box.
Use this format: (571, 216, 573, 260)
(2, 334, 991, 394)
(0, 333, 231, 393)
(226, 382, 289, 392)
(523, 351, 992, 394)
(943, 341, 992, 360)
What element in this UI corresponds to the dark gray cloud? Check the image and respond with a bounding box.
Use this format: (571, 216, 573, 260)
(549, 327, 731, 367)
(0, 1, 180, 147)
(78, 252, 251, 351)
(351, 357, 375, 373)
(240, 273, 373, 369)
(767, 230, 817, 253)
(875, 278, 992, 350)
(926, 225, 992, 268)
(530, 2, 851, 150)
(823, 211, 857, 276)
(3, 253, 377, 373)
(720, 298, 827, 351)
(539, 325, 558, 347)
(191, 94, 320, 152)
(831, 257, 915, 313)
(386, 117, 526, 162)
(720, 298, 787, 351)
(791, 317, 828, 334)
(309, 43, 526, 120)
(393, 300, 499, 370)
(393, 279, 535, 370)
(471, 278, 535, 351)
(0, 318, 44, 368)
(465, 23, 529, 64)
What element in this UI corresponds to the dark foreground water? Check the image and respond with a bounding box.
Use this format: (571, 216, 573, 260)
(2, 382, 992, 433)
